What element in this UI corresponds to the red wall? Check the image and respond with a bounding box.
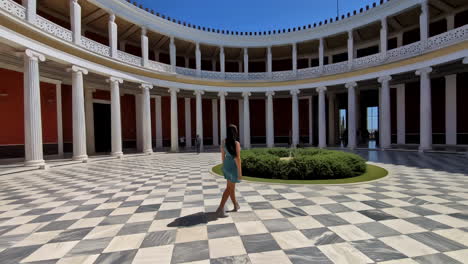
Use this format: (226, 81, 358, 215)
(0, 68, 58, 145)
(162, 96, 171, 141)
(121, 94, 136, 141)
(299, 99, 309, 137)
(225, 100, 239, 131)
(274, 98, 292, 137)
(250, 99, 265, 137)
(93, 90, 110, 100)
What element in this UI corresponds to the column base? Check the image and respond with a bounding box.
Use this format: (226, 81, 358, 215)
(72, 155, 88, 162)
(170, 148, 179, 153)
(144, 149, 153, 155)
(319, 144, 327, 149)
(418, 146, 431, 153)
(111, 152, 124, 158)
(24, 159, 45, 167)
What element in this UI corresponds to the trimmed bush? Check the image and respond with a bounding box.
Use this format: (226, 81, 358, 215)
(240, 148, 366, 180)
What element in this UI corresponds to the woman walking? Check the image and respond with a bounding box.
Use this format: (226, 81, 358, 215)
(216, 124, 242, 216)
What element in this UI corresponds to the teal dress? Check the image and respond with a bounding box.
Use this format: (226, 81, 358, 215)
(222, 145, 240, 183)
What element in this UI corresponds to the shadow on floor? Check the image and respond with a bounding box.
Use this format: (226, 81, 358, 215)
(167, 212, 227, 227)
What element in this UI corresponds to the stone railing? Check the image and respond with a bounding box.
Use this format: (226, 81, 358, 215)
(81, 37, 110, 57)
(175, 66, 197, 77)
(0, 0, 25, 19)
(35, 15, 73, 42)
(116, 50, 142, 66)
(1, 0, 467, 83)
(354, 53, 384, 70)
(148, 60, 172, 73)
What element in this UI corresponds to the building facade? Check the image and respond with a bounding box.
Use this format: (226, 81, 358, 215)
(0, 0, 467, 166)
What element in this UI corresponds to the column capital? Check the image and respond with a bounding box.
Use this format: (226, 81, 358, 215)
(67, 65, 88, 75)
(290, 89, 300, 96)
(415, 67, 432, 76)
(141, 27, 147, 36)
(170, 36, 175, 44)
(21, 49, 46, 62)
(345, 82, 357, 89)
(265, 91, 275, 97)
(194, 90, 205, 96)
(348, 30, 353, 38)
(316, 86, 327, 93)
(242, 91, 251, 97)
(106, 77, 123, 84)
(169, 87, 180, 94)
(109, 13, 116, 22)
(378, 75, 392, 83)
(462, 57, 468, 64)
(140, 83, 153, 90)
(70, 0, 78, 4)
(218, 91, 228, 97)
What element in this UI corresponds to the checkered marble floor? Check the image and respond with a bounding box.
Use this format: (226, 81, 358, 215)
(0, 150, 467, 264)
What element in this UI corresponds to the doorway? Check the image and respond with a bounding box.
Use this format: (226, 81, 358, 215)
(93, 103, 111, 153)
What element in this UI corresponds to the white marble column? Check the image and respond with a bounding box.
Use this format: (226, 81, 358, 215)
(84, 88, 95, 155)
(291, 89, 300, 147)
(308, 96, 313, 145)
(22, 50, 45, 166)
(218, 91, 228, 143)
(185, 98, 192, 148)
(420, 0, 429, 42)
(396, 33, 403, 48)
(445, 74, 457, 145)
(416, 67, 433, 151)
(154, 51, 160, 62)
(447, 14, 455, 30)
(242, 92, 251, 149)
(108, 77, 123, 157)
(108, 13, 118, 58)
(267, 46, 272, 77)
(22, 0, 36, 23)
(239, 99, 244, 145)
(328, 93, 336, 146)
(345, 82, 357, 149)
(140, 84, 153, 154)
(347, 30, 354, 69)
(211, 59, 217, 72)
(220, 47, 225, 77)
(169, 87, 180, 152)
(378, 76, 392, 149)
(68, 66, 88, 161)
(184, 57, 190, 68)
(141, 27, 149, 67)
(266, 91, 275, 148)
(169, 36, 176, 71)
(194, 90, 204, 151)
(396, 84, 406, 145)
(70, 0, 81, 45)
(55, 82, 64, 156)
(154, 95, 163, 148)
(317, 86, 327, 148)
(380, 17, 388, 56)
(319, 38, 325, 71)
(243, 48, 249, 73)
(212, 98, 219, 146)
(292, 43, 297, 74)
(195, 43, 201, 76)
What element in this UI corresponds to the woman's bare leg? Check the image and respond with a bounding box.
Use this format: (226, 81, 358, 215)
(228, 182, 239, 211)
(216, 182, 231, 213)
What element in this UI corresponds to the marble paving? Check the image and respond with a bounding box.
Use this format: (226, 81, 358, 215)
(0, 150, 466, 264)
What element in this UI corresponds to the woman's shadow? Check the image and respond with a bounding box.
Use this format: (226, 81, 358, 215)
(167, 211, 228, 227)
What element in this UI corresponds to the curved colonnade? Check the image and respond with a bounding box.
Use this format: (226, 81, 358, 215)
(0, 0, 467, 167)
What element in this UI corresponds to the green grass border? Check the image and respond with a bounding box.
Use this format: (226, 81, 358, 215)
(212, 164, 388, 185)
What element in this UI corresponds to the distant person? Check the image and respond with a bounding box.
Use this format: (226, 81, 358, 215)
(216, 124, 242, 216)
(195, 134, 201, 154)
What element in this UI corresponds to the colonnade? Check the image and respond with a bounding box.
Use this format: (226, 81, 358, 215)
(19, 44, 463, 167)
(20, 0, 433, 75)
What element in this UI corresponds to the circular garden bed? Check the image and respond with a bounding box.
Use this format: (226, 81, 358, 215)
(212, 148, 388, 184)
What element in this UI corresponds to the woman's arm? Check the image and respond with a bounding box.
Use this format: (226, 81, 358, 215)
(234, 142, 242, 180)
(220, 141, 225, 163)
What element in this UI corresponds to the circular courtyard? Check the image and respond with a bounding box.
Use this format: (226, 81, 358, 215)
(0, 151, 466, 264)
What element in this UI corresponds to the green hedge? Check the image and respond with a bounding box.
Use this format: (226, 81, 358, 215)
(240, 148, 366, 180)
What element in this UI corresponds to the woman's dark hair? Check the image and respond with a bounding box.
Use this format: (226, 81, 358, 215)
(225, 124, 238, 156)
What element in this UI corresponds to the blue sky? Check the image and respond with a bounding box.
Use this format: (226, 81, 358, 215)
(136, 0, 378, 31)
